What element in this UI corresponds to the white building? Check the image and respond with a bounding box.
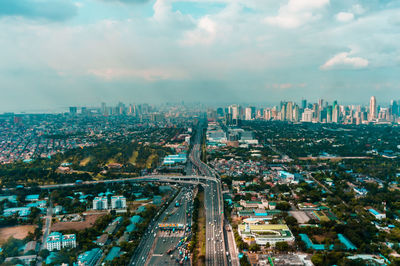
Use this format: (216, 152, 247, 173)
(238, 224, 295, 246)
(46, 232, 76, 251)
(369, 208, 386, 220)
(93, 197, 108, 210)
(111, 196, 127, 209)
(302, 108, 314, 122)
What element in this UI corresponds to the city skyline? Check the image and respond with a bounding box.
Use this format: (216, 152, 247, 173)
(1, 0, 400, 112)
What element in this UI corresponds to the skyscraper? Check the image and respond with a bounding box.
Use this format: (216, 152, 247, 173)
(369, 96, 377, 121)
(245, 107, 252, 120)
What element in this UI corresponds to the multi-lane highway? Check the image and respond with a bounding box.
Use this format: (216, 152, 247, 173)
(189, 121, 228, 266)
(131, 188, 193, 265)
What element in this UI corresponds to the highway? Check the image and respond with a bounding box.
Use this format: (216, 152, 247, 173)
(189, 121, 228, 266)
(131, 188, 191, 265)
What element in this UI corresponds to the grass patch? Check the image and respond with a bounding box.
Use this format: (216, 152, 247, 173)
(79, 156, 92, 166)
(129, 150, 139, 165)
(145, 153, 158, 169)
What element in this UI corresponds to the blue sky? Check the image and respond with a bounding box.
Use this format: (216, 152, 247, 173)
(0, 0, 399, 112)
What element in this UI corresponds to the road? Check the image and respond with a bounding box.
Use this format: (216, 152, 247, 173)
(131, 188, 193, 265)
(41, 197, 53, 250)
(16, 175, 214, 191)
(189, 121, 228, 266)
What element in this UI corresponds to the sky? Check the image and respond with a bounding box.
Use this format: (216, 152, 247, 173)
(0, 0, 400, 112)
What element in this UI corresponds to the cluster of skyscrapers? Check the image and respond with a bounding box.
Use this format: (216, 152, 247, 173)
(69, 102, 153, 117)
(213, 96, 400, 125)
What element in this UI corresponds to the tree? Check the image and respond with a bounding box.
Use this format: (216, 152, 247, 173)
(276, 201, 291, 211)
(39, 249, 50, 259)
(249, 243, 260, 252)
(285, 216, 298, 226)
(275, 241, 289, 252)
(311, 253, 325, 266)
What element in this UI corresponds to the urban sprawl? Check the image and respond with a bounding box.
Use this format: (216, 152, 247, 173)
(0, 97, 399, 266)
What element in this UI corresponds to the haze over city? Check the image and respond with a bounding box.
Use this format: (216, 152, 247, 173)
(1, 0, 400, 112)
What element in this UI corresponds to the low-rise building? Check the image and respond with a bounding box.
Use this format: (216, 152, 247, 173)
(238, 223, 295, 246)
(77, 248, 102, 266)
(368, 208, 386, 220)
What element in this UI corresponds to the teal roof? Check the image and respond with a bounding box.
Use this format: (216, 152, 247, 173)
(25, 194, 39, 201)
(130, 215, 142, 224)
(105, 247, 121, 262)
(136, 206, 146, 213)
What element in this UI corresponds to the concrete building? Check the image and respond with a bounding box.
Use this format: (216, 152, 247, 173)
(111, 196, 127, 209)
(93, 197, 108, 210)
(238, 224, 295, 246)
(46, 232, 76, 251)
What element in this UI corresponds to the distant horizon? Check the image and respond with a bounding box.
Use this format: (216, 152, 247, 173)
(2, 96, 397, 115)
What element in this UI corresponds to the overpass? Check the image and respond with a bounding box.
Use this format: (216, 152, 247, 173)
(22, 175, 218, 190)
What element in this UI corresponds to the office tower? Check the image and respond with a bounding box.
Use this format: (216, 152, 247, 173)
(302, 108, 313, 122)
(293, 104, 300, 122)
(332, 105, 339, 123)
(228, 105, 239, 121)
(391, 100, 398, 118)
(69, 107, 77, 115)
(217, 107, 224, 117)
(318, 99, 324, 109)
(327, 105, 332, 123)
(286, 102, 293, 121)
(301, 99, 307, 109)
(369, 96, 377, 121)
(245, 107, 252, 120)
(312, 103, 318, 119)
(264, 108, 271, 120)
(225, 113, 233, 125)
(280, 104, 286, 121)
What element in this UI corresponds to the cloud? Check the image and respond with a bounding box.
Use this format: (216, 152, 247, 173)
(264, 0, 329, 28)
(181, 16, 217, 46)
(88, 67, 187, 81)
(99, 0, 149, 3)
(321, 52, 369, 70)
(336, 12, 354, 22)
(0, 0, 78, 21)
(351, 4, 365, 15)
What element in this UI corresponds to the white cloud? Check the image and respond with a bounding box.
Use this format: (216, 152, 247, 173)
(321, 52, 368, 70)
(336, 12, 354, 22)
(351, 4, 365, 15)
(264, 0, 329, 28)
(181, 16, 217, 46)
(88, 67, 187, 81)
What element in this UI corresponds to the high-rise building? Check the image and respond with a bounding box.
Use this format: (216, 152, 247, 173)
(280, 104, 286, 121)
(369, 96, 377, 121)
(228, 105, 239, 121)
(302, 108, 313, 122)
(293, 105, 300, 122)
(93, 197, 108, 210)
(69, 107, 77, 115)
(111, 196, 127, 209)
(286, 102, 293, 121)
(245, 107, 252, 120)
(332, 105, 339, 123)
(301, 99, 307, 109)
